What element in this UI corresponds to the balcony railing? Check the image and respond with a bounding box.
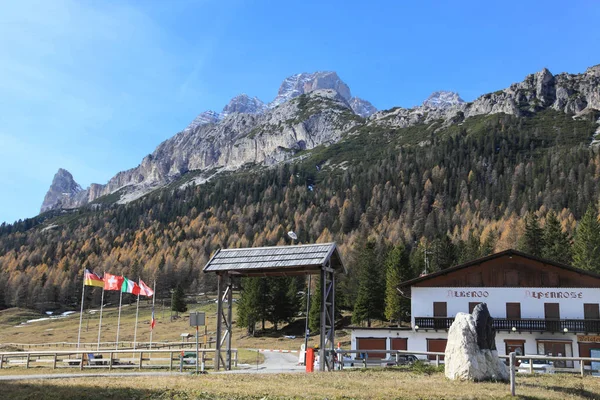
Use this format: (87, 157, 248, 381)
(414, 317, 600, 333)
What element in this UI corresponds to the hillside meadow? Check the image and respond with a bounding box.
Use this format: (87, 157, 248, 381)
(1, 370, 599, 399)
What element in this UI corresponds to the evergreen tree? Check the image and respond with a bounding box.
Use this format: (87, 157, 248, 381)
(267, 277, 299, 330)
(520, 213, 544, 256)
(352, 240, 385, 327)
(384, 244, 411, 324)
(171, 285, 187, 314)
(480, 229, 497, 256)
(542, 211, 572, 264)
(237, 277, 262, 335)
(308, 276, 321, 332)
(573, 205, 600, 272)
(434, 235, 457, 270)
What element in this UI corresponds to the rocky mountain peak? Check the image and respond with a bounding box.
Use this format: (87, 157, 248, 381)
(423, 91, 465, 109)
(270, 71, 352, 108)
(221, 94, 267, 118)
(184, 110, 221, 132)
(40, 169, 83, 213)
(349, 97, 377, 118)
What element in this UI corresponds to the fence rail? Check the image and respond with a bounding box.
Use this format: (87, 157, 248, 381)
(1, 341, 215, 350)
(414, 317, 600, 333)
(0, 348, 237, 371)
(333, 349, 600, 377)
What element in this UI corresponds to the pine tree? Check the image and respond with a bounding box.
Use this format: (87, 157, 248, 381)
(237, 277, 262, 335)
(308, 276, 321, 332)
(384, 244, 411, 324)
(520, 213, 544, 256)
(573, 205, 600, 272)
(542, 211, 572, 264)
(352, 240, 385, 327)
(171, 285, 187, 314)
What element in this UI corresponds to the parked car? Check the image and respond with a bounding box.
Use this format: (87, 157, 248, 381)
(517, 357, 555, 374)
(395, 354, 419, 366)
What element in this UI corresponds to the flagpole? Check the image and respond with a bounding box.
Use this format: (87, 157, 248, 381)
(77, 274, 86, 349)
(149, 280, 156, 350)
(97, 274, 105, 351)
(133, 286, 140, 351)
(115, 289, 123, 350)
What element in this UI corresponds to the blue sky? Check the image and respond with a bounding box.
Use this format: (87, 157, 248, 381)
(1, 0, 599, 224)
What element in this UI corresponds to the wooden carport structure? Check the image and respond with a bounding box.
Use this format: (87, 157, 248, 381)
(203, 242, 346, 371)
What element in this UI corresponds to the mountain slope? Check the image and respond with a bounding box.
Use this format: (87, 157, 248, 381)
(40, 65, 600, 215)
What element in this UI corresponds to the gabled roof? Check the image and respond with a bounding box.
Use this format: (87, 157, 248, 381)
(399, 249, 600, 287)
(202, 242, 346, 276)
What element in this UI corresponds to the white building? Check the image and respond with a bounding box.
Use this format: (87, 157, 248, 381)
(350, 250, 600, 368)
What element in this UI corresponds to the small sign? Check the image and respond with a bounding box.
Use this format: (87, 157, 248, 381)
(578, 335, 600, 343)
(189, 311, 206, 327)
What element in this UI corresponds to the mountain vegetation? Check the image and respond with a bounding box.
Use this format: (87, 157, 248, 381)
(1, 67, 600, 330)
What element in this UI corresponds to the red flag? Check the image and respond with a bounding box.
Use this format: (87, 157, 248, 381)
(104, 273, 124, 291)
(139, 279, 154, 297)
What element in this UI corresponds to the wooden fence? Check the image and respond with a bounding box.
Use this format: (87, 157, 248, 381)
(1, 341, 215, 350)
(0, 348, 237, 371)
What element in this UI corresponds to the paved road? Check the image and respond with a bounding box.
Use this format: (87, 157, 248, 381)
(224, 350, 304, 374)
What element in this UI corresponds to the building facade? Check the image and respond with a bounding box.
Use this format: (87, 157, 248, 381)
(350, 250, 600, 368)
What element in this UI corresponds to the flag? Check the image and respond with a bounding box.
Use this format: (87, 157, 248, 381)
(84, 269, 104, 287)
(139, 279, 154, 297)
(104, 273, 124, 291)
(121, 277, 140, 295)
(150, 310, 156, 330)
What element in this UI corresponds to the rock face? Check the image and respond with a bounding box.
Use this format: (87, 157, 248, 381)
(40, 169, 83, 213)
(444, 303, 508, 381)
(40, 65, 600, 212)
(423, 91, 465, 109)
(349, 97, 377, 117)
(221, 94, 267, 118)
(270, 71, 352, 108)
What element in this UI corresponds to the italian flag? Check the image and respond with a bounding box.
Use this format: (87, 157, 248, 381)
(122, 277, 140, 295)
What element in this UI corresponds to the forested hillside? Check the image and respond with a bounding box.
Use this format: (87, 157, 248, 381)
(1, 106, 600, 327)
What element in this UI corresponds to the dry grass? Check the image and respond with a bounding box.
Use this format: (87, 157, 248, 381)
(0, 301, 319, 351)
(1, 370, 599, 399)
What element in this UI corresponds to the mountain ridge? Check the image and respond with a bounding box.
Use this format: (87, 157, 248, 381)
(40, 65, 600, 214)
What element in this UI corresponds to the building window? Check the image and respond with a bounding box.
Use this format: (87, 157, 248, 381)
(469, 302, 480, 314)
(544, 303, 560, 332)
(584, 304, 600, 319)
(433, 302, 447, 330)
(506, 303, 521, 319)
(537, 340, 573, 368)
(504, 340, 525, 357)
(427, 339, 447, 360)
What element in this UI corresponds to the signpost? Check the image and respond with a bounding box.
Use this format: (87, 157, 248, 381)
(190, 312, 206, 374)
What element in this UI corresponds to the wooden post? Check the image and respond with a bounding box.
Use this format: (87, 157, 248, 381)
(170, 351, 173, 371)
(80, 352, 84, 370)
(139, 351, 143, 370)
(234, 350, 238, 367)
(109, 352, 113, 370)
(509, 352, 516, 397)
(529, 358, 533, 374)
(0, 354, 4, 369)
(53, 353, 57, 369)
(435, 355, 440, 367)
(580, 360, 585, 377)
(201, 350, 205, 372)
(26, 353, 30, 369)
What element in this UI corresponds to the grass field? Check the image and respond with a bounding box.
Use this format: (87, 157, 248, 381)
(1, 369, 599, 399)
(0, 298, 326, 351)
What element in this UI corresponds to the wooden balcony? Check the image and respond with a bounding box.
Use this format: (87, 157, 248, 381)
(414, 317, 600, 333)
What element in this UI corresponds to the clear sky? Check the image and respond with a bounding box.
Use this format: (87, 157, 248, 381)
(1, 0, 599, 224)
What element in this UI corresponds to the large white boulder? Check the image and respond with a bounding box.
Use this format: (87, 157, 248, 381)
(444, 312, 509, 381)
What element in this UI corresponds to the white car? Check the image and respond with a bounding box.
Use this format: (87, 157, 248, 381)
(517, 357, 555, 374)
